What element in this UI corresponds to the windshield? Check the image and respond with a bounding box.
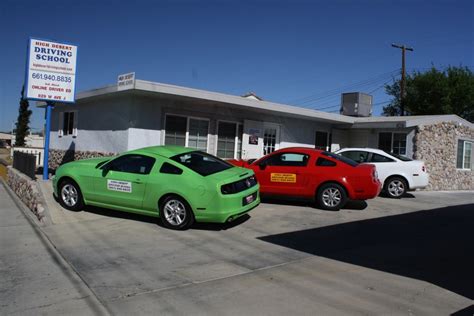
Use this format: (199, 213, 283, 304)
(171, 151, 233, 176)
(385, 152, 412, 161)
(322, 152, 359, 167)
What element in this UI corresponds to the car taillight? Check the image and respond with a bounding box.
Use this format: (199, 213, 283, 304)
(221, 176, 257, 195)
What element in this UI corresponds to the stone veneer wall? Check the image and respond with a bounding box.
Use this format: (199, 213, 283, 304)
(49, 149, 116, 170)
(413, 122, 474, 190)
(7, 166, 45, 221)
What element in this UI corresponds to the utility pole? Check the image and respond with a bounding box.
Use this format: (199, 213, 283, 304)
(391, 43, 413, 116)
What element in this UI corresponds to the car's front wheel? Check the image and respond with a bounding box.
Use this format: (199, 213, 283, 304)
(316, 183, 347, 211)
(384, 176, 407, 198)
(159, 195, 194, 230)
(58, 179, 84, 211)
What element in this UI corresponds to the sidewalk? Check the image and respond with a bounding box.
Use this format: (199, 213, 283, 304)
(0, 181, 109, 315)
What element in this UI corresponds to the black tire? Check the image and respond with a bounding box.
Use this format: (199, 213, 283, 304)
(316, 183, 347, 211)
(384, 176, 407, 199)
(58, 179, 84, 211)
(159, 195, 195, 230)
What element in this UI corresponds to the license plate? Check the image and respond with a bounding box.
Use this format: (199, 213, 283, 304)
(243, 193, 255, 205)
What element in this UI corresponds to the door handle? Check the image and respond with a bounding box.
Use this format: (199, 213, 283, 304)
(133, 179, 143, 184)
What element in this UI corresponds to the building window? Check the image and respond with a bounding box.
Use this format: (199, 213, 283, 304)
(60, 111, 77, 137)
(315, 131, 330, 151)
(378, 132, 407, 155)
(217, 122, 242, 159)
(264, 128, 277, 155)
(457, 140, 473, 170)
(165, 115, 187, 146)
(188, 118, 209, 151)
(165, 115, 209, 151)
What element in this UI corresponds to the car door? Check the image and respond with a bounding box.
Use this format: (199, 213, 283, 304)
(366, 152, 396, 184)
(92, 154, 155, 210)
(255, 152, 310, 196)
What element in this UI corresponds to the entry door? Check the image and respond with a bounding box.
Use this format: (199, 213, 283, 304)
(242, 120, 264, 159)
(263, 122, 281, 156)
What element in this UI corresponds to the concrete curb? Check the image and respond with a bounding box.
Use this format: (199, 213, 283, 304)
(0, 179, 111, 315)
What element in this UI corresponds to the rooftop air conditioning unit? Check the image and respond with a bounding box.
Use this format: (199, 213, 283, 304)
(340, 92, 373, 117)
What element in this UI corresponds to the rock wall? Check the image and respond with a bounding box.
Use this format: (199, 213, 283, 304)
(414, 122, 474, 190)
(7, 166, 45, 221)
(49, 149, 116, 170)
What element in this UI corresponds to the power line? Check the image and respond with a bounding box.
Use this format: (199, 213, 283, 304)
(286, 69, 400, 105)
(299, 75, 400, 110)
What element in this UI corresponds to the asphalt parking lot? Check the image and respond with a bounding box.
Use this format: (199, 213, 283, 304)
(2, 183, 474, 315)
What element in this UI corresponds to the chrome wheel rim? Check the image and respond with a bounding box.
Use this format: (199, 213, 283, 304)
(61, 184, 78, 207)
(163, 200, 186, 226)
(388, 180, 405, 197)
(322, 187, 341, 207)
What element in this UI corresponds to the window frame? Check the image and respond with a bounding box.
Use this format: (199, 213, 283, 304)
(315, 130, 331, 151)
(377, 132, 408, 156)
(164, 114, 210, 153)
(104, 154, 156, 175)
(216, 120, 243, 159)
(457, 139, 473, 170)
(58, 110, 78, 138)
(262, 152, 310, 167)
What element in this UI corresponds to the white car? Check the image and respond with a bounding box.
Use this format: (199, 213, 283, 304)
(335, 148, 429, 198)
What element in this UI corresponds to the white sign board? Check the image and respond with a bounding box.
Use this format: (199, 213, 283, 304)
(26, 38, 78, 103)
(107, 180, 132, 193)
(117, 72, 135, 91)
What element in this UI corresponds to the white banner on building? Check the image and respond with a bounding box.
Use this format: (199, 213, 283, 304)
(117, 72, 135, 91)
(26, 38, 78, 103)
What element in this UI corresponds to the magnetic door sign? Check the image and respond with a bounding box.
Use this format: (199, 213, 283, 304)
(270, 173, 297, 183)
(26, 38, 78, 102)
(107, 180, 132, 193)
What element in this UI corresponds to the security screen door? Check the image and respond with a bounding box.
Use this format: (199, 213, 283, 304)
(242, 120, 280, 159)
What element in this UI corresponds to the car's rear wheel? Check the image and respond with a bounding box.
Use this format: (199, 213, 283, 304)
(159, 195, 194, 230)
(58, 179, 84, 211)
(316, 183, 347, 211)
(384, 176, 407, 198)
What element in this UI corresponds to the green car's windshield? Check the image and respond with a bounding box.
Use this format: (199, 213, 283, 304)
(171, 151, 233, 176)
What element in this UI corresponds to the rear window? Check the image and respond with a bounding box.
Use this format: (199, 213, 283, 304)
(171, 151, 233, 176)
(386, 152, 412, 161)
(322, 152, 358, 167)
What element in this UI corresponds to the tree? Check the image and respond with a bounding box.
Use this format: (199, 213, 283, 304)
(383, 66, 474, 122)
(15, 86, 32, 147)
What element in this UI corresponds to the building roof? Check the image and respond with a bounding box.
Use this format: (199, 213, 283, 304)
(38, 79, 473, 129)
(0, 133, 12, 140)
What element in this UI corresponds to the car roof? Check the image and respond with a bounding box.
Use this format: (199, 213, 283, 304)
(275, 147, 325, 154)
(130, 145, 195, 158)
(337, 147, 389, 156)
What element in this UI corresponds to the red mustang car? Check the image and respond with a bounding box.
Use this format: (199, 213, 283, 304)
(228, 147, 381, 210)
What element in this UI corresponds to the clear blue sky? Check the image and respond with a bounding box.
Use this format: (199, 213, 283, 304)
(0, 0, 472, 132)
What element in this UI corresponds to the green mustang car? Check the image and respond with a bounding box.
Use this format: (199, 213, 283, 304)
(53, 146, 260, 230)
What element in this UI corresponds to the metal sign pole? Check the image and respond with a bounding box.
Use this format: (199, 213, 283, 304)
(42, 101, 53, 180)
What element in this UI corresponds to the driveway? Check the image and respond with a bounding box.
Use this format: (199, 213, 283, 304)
(6, 183, 474, 315)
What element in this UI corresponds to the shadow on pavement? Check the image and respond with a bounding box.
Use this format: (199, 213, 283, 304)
(78, 205, 250, 231)
(258, 203, 474, 300)
(262, 197, 368, 211)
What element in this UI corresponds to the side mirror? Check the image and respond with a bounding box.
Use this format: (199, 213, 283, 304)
(100, 163, 111, 176)
(259, 161, 267, 170)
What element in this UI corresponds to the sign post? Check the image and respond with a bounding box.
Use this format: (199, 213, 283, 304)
(24, 38, 78, 180)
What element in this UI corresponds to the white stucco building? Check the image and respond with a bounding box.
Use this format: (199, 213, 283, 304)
(41, 79, 473, 190)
